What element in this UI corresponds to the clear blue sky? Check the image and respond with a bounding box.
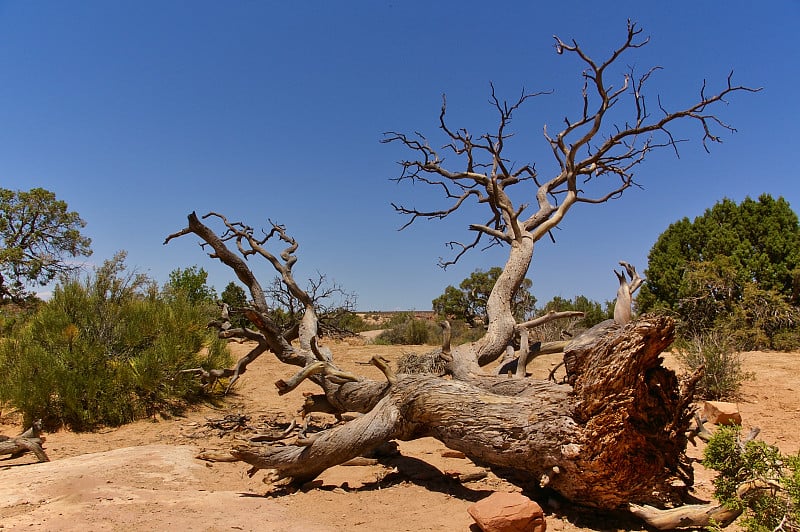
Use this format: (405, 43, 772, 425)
(1, 1, 798, 311)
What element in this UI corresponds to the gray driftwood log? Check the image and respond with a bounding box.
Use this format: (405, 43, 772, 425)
(0, 420, 49, 462)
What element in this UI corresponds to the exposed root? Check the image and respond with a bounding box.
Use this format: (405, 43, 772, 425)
(249, 419, 298, 442)
(686, 412, 713, 445)
(629, 478, 778, 530)
(196, 450, 240, 462)
(629, 502, 741, 529)
(275, 361, 360, 395)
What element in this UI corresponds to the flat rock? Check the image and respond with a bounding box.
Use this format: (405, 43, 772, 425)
(0, 444, 329, 531)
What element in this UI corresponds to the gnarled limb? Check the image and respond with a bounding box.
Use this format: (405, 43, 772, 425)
(165, 212, 364, 406)
(629, 502, 741, 529)
(0, 421, 49, 463)
(492, 310, 582, 376)
(225, 315, 696, 509)
(233, 394, 404, 483)
(0, 438, 49, 462)
(516, 310, 585, 331)
(629, 478, 779, 529)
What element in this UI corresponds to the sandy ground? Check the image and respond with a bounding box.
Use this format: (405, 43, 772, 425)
(1, 338, 798, 531)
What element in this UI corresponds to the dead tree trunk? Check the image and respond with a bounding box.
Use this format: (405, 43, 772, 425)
(163, 208, 712, 525)
(230, 314, 692, 510)
(0, 420, 49, 463)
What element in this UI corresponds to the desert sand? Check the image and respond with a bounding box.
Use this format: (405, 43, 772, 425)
(1, 339, 798, 531)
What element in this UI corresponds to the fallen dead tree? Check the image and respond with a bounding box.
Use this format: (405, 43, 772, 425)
(0, 419, 49, 463)
(165, 21, 757, 529)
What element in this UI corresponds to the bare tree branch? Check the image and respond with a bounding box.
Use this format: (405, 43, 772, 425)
(385, 19, 760, 266)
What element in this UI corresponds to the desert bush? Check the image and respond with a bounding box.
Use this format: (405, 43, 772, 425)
(379, 317, 490, 346)
(703, 425, 800, 531)
(677, 330, 751, 400)
(445, 319, 486, 344)
(771, 328, 800, 352)
(323, 309, 368, 334)
(376, 315, 439, 345)
(0, 299, 42, 338)
(0, 254, 230, 430)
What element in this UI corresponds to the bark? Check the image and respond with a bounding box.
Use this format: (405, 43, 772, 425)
(231, 314, 695, 510)
(0, 438, 49, 462)
(0, 421, 49, 462)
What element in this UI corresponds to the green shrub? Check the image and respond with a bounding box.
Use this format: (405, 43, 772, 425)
(703, 426, 800, 531)
(445, 319, 486, 344)
(0, 254, 230, 430)
(677, 330, 751, 400)
(376, 316, 439, 345)
(0, 299, 42, 338)
(769, 328, 800, 352)
(324, 309, 368, 334)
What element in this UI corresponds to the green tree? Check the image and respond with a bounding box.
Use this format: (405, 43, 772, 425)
(164, 266, 217, 304)
(540, 295, 613, 329)
(431, 285, 469, 321)
(433, 267, 536, 325)
(640, 195, 800, 348)
(220, 281, 249, 329)
(640, 194, 800, 312)
(221, 281, 247, 308)
(0, 187, 92, 302)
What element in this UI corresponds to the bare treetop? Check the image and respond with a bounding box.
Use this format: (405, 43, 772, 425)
(383, 20, 760, 267)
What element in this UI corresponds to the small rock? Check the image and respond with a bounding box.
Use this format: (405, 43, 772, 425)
(458, 471, 488, 483)
(441, 450, 466, 459)
(703, 401, 742, 426)
(467, 492, 546, 532)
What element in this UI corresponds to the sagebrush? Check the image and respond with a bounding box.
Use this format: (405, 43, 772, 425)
(0, 254, 230, 430)
(677, 329, 751, 400)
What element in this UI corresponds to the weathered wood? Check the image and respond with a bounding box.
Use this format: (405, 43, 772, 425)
(0, 438, 49, 462)
(232, 316, 694, 511)
(628, 478, 776, 528)
(0, 421, 49, 463)
(164, 21, 760, 528)
(167, 210, 702, 520)
(629, 502, 741, 529)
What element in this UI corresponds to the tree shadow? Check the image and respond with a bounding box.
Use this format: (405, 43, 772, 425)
(235, 453, 654, 530)
(372, 454, 494, 501)
(243, 453, 493, 502)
